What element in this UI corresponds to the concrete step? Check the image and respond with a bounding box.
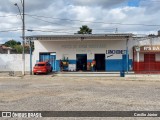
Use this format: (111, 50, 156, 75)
(54, 72, 160, 78)
(126, 74, 160, 78)
(55, 74, 119, 77)
(54, 72, 134, 77)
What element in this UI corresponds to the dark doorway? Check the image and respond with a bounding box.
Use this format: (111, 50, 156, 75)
(95, 54, 105, 71)
(76, 54, 87, 71)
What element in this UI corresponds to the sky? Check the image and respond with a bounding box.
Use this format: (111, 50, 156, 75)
(0, 0, 160, 43)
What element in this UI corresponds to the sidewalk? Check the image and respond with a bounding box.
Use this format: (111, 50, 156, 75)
(125, 73, 160, 81)
(0, 71, 160, 81)
(0, 72, 22, 79)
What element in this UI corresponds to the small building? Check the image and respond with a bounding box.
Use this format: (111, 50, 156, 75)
(0, 45, 13, 54)
(133, 34, 160, 73)
(27, 34, 134, 72)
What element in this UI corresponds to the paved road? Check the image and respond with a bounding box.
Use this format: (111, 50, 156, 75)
(0, 76, 160, 119)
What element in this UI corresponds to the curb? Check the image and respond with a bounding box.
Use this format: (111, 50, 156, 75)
(0, 76, 22, 79)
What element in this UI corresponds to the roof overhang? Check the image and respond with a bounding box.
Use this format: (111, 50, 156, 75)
(26, 34, 133, 41)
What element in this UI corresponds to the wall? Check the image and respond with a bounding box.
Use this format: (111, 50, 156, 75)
(33, 40, 133, 71)
(33, 40, 133, 59)
(0, 54, 30, 71)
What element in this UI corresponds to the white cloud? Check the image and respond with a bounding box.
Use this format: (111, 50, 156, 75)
(0, 0, 160, 43)
(70, 0, 128, 8)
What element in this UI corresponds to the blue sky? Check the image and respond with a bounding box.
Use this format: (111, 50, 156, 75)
(0, 0, 160, 43)
(128, 0, 140, 7)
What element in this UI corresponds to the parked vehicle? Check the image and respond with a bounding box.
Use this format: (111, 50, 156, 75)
(33, 62, 52, 75)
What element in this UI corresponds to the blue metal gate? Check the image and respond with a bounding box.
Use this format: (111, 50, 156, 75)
(39, 53, 56, 71)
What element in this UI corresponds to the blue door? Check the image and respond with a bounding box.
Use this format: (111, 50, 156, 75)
(50, 55, 56, 71)
(39, 53, 50, 62)
(39, 53, 56, 71)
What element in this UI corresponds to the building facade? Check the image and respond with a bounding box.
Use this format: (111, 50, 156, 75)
(133, 37, 160, 73)
(28, 34, 134, 72)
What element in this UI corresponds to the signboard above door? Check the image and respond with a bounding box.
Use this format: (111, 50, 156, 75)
(135, 45, 160, 52)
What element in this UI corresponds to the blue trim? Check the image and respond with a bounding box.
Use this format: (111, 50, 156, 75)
(106, 59, 122, 71)
(87, 60, 92, 63)
(68, 60, 76, 64)
(106, 59, 132, 71)
(55, 59, 133, 72)
(56, 60, 76, 71)
(56, 60, 60, 71)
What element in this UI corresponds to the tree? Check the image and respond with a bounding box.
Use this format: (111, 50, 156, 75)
(14, 45, 23, 53)
(77, 25, 92, 34)
(3, 40, 34, 54)
(4, 40, 21, 48)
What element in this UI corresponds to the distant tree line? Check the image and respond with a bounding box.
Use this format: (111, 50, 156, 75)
(3, 40, 34, 54)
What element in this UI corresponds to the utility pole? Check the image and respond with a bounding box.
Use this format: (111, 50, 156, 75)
(22, 0, 25, 75)
(29, 39, 32, 75)
(126, 37, 129, 74)
(14, 0, 25, 75)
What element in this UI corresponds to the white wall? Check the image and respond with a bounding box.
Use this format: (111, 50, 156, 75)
(33, 40, 133, 65)
(0, 54, 30, 71)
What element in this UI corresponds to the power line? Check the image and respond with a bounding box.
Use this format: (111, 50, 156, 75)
(1, 13, 159, 28)
(0, 29, 22, 32)
(0, 28, 115, 33)
(26, 14, 108, 24)
(26, 27, 115, 31)
(0, 28, 115, 32)
(0, 14, 19, 17)
(27, 29, 74, 34)
(28, 15, 65, 26)
(27, 15, 117, 32)
(26, 14, 160, 27)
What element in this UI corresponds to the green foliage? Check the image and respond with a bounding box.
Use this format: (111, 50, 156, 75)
(4, 40, 21, 48)
(14, 45, 23, 53)
(17, 41, 21, 45)
(13, 45, 32, 54)
(77, 25, 92, 34)
(4, 40, 34, 54)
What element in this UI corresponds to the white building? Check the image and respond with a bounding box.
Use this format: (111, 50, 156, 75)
(26, 32, 160, 73)
(27, 34, 133, 72)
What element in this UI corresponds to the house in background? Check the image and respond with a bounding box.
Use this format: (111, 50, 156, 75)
(0, 45, 13, 54)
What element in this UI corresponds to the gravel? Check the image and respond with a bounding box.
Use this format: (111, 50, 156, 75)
(0, 76, 160, 119)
